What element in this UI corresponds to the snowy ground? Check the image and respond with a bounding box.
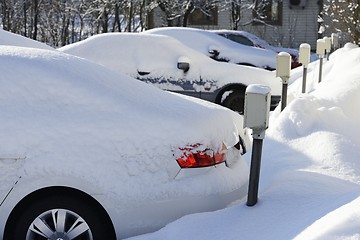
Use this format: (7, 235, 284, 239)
(1, 28, 359, 239)
(127, 44, 360, 240)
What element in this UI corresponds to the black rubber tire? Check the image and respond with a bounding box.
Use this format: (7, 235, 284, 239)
(4, 193, 116, 240)
(222, 90, 245, 114)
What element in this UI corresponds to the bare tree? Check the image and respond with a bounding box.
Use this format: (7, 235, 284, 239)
(323, 0, 360, 44)
(155, 0, 219, 27)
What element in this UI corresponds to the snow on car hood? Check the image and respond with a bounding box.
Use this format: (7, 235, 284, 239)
(59, 32, 281, 95)
(0, 46, 245, 201)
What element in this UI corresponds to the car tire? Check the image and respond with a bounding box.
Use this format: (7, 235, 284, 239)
(4, 192, 116, 240)
(222, 90, 245, 114)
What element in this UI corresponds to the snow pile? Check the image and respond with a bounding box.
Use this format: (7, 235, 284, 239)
(128, 44, 360, 240)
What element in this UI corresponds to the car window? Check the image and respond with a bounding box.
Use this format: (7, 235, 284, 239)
(226, 35, 254, 47)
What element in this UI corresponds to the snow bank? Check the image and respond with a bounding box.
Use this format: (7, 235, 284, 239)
(127, 44, 360, 240)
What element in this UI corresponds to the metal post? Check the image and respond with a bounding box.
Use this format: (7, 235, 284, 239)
(247, 135, 264, 206)
(318, 57, 323, 83)
(281, 82, 287, 111)
(276, 52, 291, 112)
(280, 77, 289, 111)
(316, 39, 326, 83)
(302, 67, 308, 93)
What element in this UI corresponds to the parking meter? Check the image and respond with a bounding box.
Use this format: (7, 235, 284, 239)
(244, 85, 270, 138)
(316, 39, 326, 57)
(276, 52, 291, 111)
(244, 84, 271, 206)
(317, 39, 326, 83)
(332, 33, 340, 50)
(324, 37, 332, 60)
(299, 43, 311, 93)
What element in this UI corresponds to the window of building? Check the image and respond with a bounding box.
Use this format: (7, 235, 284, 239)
(189, 6, 218, 25)
(253, 0, 283, 25)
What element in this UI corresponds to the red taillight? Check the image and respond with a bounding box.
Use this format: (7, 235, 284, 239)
(176, 144, 227, 168)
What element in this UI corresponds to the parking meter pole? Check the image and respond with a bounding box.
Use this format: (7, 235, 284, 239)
(302, 67, 307, 93)
(318, 57, 323, 83)
(247, 130, 264, 207)
(276, 52, 291, 112)
(281, 77, 289, 111)
(299, 43, 310, 94)
(244, 85, 270, 207)
(316, 39, 326, 83)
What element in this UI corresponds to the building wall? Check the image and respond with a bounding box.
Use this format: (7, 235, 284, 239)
(239, 0, 320, 50)
(150, 1, 320, 50)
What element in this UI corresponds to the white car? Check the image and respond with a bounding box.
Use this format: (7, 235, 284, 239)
(0, 28, 54, 50)
(59, 32, 282, 114)
(0, 45, 249, 239)
(213, 30, 319, 69)
(144, 27, 278, 70)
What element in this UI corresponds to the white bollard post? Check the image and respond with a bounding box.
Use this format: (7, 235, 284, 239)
(316, 39, 326, 83)
(331, 33, 340, 50)
(276, 52, 291, 111)
(244, 84, 271, 207)
(324, 37, 332, 60)
(299, 43, 311, 93)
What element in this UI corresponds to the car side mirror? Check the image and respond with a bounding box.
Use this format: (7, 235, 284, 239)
(177, 56, 190, 73)
(208, 45, 220, 58)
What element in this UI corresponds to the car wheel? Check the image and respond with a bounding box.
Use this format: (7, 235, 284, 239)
(222, 90, 245, 114)
(5, 193, 116, 240)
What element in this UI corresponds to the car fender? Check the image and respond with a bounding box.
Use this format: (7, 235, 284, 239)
(0, 175, 120, 239)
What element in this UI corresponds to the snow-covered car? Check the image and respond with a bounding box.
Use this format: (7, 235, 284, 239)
(59, 32, 281, 114)
(144, 27, 278, 70)
(0, 45, 250, 239)
(212, 30, 317, 69)
(0, 28, 54, 50)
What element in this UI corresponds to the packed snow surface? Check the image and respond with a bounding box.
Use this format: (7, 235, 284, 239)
(128, 44, 360, 240)
(2, 28, 360, 240)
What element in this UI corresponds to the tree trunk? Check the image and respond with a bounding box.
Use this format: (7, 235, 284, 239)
(32, 0, 39, 40)
(182, 2, 194, 27)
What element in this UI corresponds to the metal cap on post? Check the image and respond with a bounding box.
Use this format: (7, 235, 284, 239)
(276, 52, 291, 111)
(299, 43, 311, 93)
(299, 43, 311, 67)
(244, 84, 271, 207)
(316, 39, 326, 57)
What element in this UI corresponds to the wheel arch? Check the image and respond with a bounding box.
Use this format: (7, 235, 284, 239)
(237, 62, 257, 68)
(215, 83, 248, 105)
(3, 186, 116, 239)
